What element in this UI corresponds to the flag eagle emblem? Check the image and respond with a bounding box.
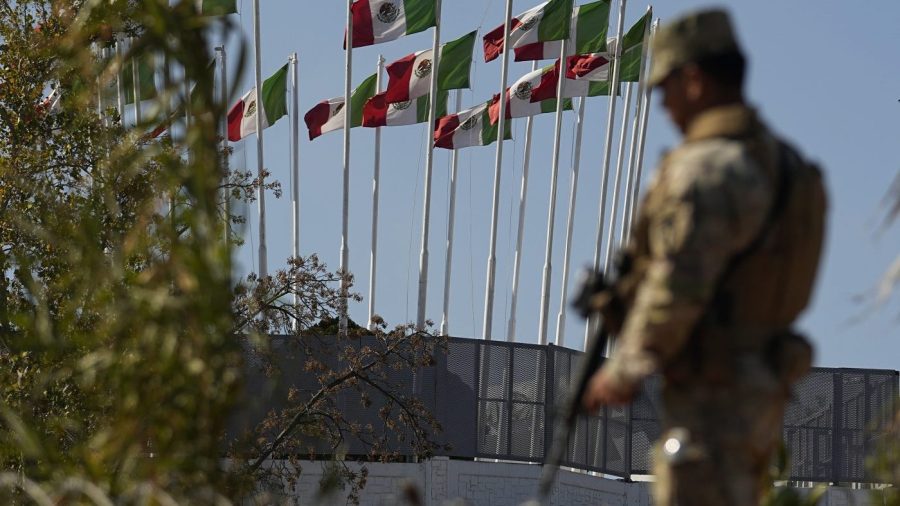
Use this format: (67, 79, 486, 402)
(517, 14, 539, 33)
(460, 114, 479, 131)
(376, 2, 400, 24)
(514, 82, 532, 101)
(414, 59, 433, 79)
(391, 100, 412, 111)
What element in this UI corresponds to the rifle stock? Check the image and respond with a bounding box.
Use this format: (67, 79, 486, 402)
(537, 268, 611, 501)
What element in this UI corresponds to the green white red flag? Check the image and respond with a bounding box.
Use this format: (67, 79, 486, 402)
(434, 99, 512, 150)
(362, 91, 448, 127)
(124, 54, 156, 104)
(565, 51, 612, 80)
(227, 64, 288, 142)
(196, 0, 236, 15)
(482, 0, 574, 63)
(618, 10, 651, 82)
(513, 0, 611, 61)
(304, 73, 378, 140)
(384, 30, 476, 103)
(526, 57, 611, 103)
(346, 0, 437, 48)
(487, 64, 573, 123)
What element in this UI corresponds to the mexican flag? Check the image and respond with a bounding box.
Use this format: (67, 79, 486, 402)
(434, 99, 512, 150)
(619, 10, 651, 82)
(227, 64, 288, 142)
(514, 0, 611, 62)
(38, 86, 61, 115)
(565, 52, 612, 80)
(362, 91, 448, 128)
(196, 0, 237, 15)
(525, 58, 611, 103)
(482, 0, 574, 63)
(488, 64, 573, 124)
(124, 54, 156, 104)
(347, 0, 437, 48)
(383, 30, 476, 103)
(304, 73, 378, 140)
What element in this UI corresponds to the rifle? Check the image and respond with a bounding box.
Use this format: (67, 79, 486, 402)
(534, 268, 612, 503)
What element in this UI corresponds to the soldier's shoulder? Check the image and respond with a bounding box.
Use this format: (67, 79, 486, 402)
(664, 138, 766, 197)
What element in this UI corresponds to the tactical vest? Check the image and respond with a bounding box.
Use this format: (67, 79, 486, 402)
(714, 139, 827, 330)
(609, 110, 827, 384)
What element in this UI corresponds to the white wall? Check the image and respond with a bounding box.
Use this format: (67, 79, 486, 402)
(256, 458, 877, 506)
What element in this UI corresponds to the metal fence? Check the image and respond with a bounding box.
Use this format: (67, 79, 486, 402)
(235, 335, 898, 484)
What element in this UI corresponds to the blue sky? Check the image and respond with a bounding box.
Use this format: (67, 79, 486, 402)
(221, 0, 899, 370)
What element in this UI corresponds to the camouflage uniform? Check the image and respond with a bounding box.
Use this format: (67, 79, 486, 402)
(596, 10, 825, 506)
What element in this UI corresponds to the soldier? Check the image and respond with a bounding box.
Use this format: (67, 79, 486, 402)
(581, 8, 827, 506)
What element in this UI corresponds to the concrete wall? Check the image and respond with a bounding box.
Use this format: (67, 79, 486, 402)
(260, 458, 877, 506)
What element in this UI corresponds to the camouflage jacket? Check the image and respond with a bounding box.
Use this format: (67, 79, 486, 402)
(602, 103, 787, 391)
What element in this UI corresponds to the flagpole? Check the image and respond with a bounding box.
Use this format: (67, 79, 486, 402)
(95, 44, 102, 121)
(537, 41, 569, 346)
(440, 90, 463, 337)
(115, 36, 125, 121)
(585, 0, 627, 350)
(290, 52, 301, 333)
(624, 19, 658, 241)
(368, 54, 385, 332)
(184, 72, 192, 150)
(252, 0, 268, 279)
(130, 39, 142, 126)
(628, 87, 651, 232)
(415, 0, 443, 330)
(506, 62, 539, 343)
(554, 96, 586, 346)
(482, 0, 515, 340)
(619, 12, 652, 248)
(216, 46, 231, 246)
(602, 82, 633, 273)
(340, 0, 354, 335)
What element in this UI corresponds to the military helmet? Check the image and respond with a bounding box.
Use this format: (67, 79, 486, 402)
(648, 8, 744, 87)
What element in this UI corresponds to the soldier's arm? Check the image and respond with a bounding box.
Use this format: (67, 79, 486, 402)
(601, 146, 769, 390)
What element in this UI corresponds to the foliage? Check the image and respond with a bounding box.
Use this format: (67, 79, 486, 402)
(762, 444, 825, 506)
(0, 2, 447, 504)
(0, 0, 246, 502)
(228, 257, 448, 502)
(869, 169, 900, 505)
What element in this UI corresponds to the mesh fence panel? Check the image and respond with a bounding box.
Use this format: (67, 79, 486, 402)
(233, 336, 897, 483)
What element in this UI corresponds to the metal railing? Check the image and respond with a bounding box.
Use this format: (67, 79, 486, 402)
(234, 336, 899, 483)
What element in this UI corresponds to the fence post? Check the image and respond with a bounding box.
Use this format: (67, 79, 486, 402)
(474, 342, 482, 456)
(543, 344, 556, 464)
(831, 371, 843, 484)
(506, 342, 515, 457)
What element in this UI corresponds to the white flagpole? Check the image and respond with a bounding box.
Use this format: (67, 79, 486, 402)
(184, 74, 192, 148)
(252, 0, 268, 279)
(115, 37, 125, 120)
(440, 90, 463, 337)
(368, 55, 385, 331)
(130, 39, 142, 126)
(537, 41, 569, 345)
(96, 45, 104, 122)
(482, 0, 515, 340)
(340, 0, 354, 335)
(506, 61, 539, 343)
(624, 19, 658, 241)
(415, 0, 443, 330)
(585, 0, 627, 350)
(554, 96, 587, 346)
(216, 46, 231, 246)
(601, 82, 633, 274)
(290, 52, 301, 333)
(620, 12, 653, 247)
